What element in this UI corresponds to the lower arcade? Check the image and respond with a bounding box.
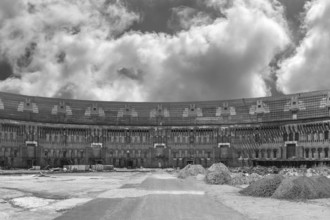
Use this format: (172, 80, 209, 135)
(1, 119, 330, 169)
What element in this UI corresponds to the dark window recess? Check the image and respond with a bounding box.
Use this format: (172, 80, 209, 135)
(283, 133, 288, 141)
(305, 148, 309, 158)
(292, 101, 296, 105)
(325, 148, 329, 158)
(325, 130, 329, 140)
(295, 132, 299, 141)
(273, 149, 277, 158)
(255, 134, 260, 142)
(60, 105, 64, 109)
(26, 103, 30, 106)
(267, 150, 271, 158)
(289, 133, 294, 141)
(93, 107, 97, 111)
(255, 150, 259, 158)
(258, 105, 261, 108)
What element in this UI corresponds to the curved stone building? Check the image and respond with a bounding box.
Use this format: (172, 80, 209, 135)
(0, 90, 330, 169)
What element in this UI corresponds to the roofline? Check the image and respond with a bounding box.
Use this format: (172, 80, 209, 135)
(0, 89, 329, 104)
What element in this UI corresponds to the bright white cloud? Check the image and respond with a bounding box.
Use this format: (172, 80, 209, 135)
(0, 0, 290, 102)
(277, 0, 330, 94)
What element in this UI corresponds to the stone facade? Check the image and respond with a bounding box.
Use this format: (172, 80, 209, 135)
(0, 91, 330, 168)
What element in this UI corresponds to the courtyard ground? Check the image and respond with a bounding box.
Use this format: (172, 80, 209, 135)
(0, 170, 329, 219)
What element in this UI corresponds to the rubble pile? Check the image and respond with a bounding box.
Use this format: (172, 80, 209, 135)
(177, 164, 206, 179)
(205, 170, 231, 184)
(205, 163, 231, 185)
(272, 176, 330, 200)
(208, 163, 230, 173)
(239, 174, 284, 197)
(279, 168, 306, 177)
(230, 166, 279, 175)
(309, 167, 330, 176)
(229, 173, 262, 185)
(280, 166, 330, 177)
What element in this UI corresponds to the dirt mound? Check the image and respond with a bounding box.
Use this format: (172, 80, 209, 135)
(239, 174, 284, 197)
(207, 163, 229, 173)
(177, 164, 206, 179)
(205, 170, 231, 184)
(272, 176, 330, 200)
(205, 163, 231, 185)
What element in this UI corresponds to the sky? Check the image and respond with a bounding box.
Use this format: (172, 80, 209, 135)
(0, 0, 329, 102)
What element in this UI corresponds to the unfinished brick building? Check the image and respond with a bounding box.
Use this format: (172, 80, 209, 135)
(0, 90, 330, 168)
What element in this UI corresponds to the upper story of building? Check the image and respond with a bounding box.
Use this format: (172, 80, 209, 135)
(0, 90, 330, 126)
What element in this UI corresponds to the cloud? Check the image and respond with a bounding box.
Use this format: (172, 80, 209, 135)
(0, 0, 290, 102)
(277, 0, 330, 94)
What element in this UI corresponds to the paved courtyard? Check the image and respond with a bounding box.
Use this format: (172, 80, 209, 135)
(0, 171, 330, 220)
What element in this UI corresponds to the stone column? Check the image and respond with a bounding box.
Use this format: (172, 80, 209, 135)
(278, 148, 282, 159)
(168, 147, 172, 167)
(314, 148, 319, 159)
(270, 149, 274, 160)
(297, 146, 303, 158)
(282, 146, 287, 159)
(316, 148, 320, 159)
(320, 148, 325, 159)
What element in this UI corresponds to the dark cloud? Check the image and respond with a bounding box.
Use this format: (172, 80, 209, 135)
(124, 0, 219, 34)
(1, 0, 322, 103)
(117, 67, 144, 81)
(278, 0, 311, 43)
(0, 59, 13, 80)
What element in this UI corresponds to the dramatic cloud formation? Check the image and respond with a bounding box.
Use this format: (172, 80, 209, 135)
(277, 0, 330, 94)
(0, 0, 291, 101)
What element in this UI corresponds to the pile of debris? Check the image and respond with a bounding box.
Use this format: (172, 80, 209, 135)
(231, 166, 279, 175)
(229, 173, 262, 185)
(240, 175, 284, 197)
(307, 167, 330, 176)
(279, 168, 306, 177)
(272, 176, 330, 200)
(280, 166, 330, 177)
(177, 164, 206, 179)
(205, 163, 231, 185)
(240, 174, 330, 200)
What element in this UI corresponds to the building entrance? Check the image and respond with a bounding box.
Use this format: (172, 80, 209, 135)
(287, 143, 296, 159)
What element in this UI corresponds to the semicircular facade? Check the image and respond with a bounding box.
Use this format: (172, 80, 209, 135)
(0, 90, 329, 169)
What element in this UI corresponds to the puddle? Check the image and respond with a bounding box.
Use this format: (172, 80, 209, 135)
(10, 197, 56, 209)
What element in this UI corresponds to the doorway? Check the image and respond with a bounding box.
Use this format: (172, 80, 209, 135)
(286, 143, 296, 159)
